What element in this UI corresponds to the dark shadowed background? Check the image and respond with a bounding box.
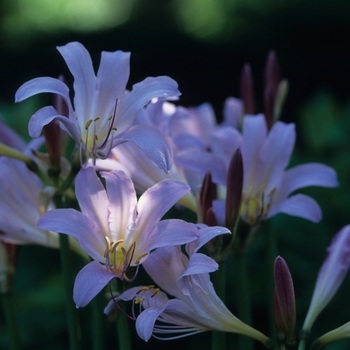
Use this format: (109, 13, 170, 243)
(1, 0, 350, 349)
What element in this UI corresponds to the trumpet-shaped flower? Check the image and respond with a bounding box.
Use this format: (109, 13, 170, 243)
(105, 227, 273, 347)
(178, 114, 339, 225)
(96, 100, 201, 212)
(302, 225, 350, 333)
(37, 167, 199, 307)
(0, 120, 62, 248)
(15, 42, 180, 169)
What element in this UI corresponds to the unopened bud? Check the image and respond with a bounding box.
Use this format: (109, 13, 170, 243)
(274, 256, 296, 344)
(199, 170, 217, 224)
(225, 148, 243, 232)
(240, 64, 255, 115)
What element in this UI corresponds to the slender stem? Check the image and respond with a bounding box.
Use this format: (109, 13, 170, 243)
(116, 304, 132, 350)
(265, 228, 277, 340)
(91, 293, 105, 350)
(211, 261, 227, 350)
(1, 292, 20, 350)
(234, 252, 253, 350)
(297, 339, 306, 350)
(59, 233, 80, 350)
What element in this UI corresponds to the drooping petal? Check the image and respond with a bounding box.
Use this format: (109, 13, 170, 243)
(138, 219, 198, 255)
(143, 246, 188, 301)
(136, 179, 190, 236)
(73, 260, 116, 307)
(303, 225, 350, 332)
(117, 76, 180, 131)
(37, 208, 105, 260)
(136, 301, 168, 341)
(181, 253, 218, 276)
(75, 167, 110, 237)
(57, 42, 96, 124)
(280, 163, 339, 198)
(15, 77, 72, 115)
(186, 225, 230, 256)
(269, 194, 322, 223)
(117, 124, 174, 173)
(28, 106, 80, 141)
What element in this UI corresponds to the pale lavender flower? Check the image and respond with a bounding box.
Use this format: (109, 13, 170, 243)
(15, 42, 180, 169)
(96, 99, 210, 212)
(302, 225, 350, 333)
(37, 166, 198, 307)
(178, 114, 338, 225)
(0, 120, 61, 247)
(105, 227, 273, 347)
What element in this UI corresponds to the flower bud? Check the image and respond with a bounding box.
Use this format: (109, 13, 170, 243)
(225, 148, 243, 232)
(274, 256, 296, 344)
(240, 64, 255, 115)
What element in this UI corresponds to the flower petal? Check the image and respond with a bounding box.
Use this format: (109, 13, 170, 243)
(101, 170, 137, 242)
(181, 253, 218, 276)
(117, 76, 181, 130)
(186, 225, 231, 256)
(138, 219, 198, 254)
(117, 124, 174, 173)
(75, 167, 110, 238)
(303, 225, 350, 331)
(136, 179, 190, 234)
(73, 260, 116, 307)
(259, 121, 295, 190)
(241, 114, 267, 187)
(28, 106, 80, 142)
(280, 163, 339, 197)
(136, 304, 168, 341)
(143, 246, 188, 300)
(57, 42, 96, 124)
(15, 77, 72, 115)
(37, 208, 105, 260)
(269, 194, 322, 222)
(176, 149, 227, 185)
(92, 50, 130, 121)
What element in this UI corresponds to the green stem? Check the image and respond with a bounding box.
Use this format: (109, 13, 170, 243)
(265, 228, 277, 340)
(212, 261, 227, 350)
(297, 339, 306, 350)
(1, 292, 20, 350)
(234, 252, 253, 350)
(116, 304, 132, 350)
(91, 293, 105, 350)
(59, 233, 80, 350)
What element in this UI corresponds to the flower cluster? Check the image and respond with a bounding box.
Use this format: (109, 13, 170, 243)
(0, 42, 348, 350)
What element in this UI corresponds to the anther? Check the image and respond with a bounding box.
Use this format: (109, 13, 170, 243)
(151, 288, 160, 297)
(134, 298, 144, 305)
(135, 252, 148, 265)
(85, 119, 93, 130)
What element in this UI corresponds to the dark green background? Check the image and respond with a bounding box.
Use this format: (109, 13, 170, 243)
(1, 0, 350, 349)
